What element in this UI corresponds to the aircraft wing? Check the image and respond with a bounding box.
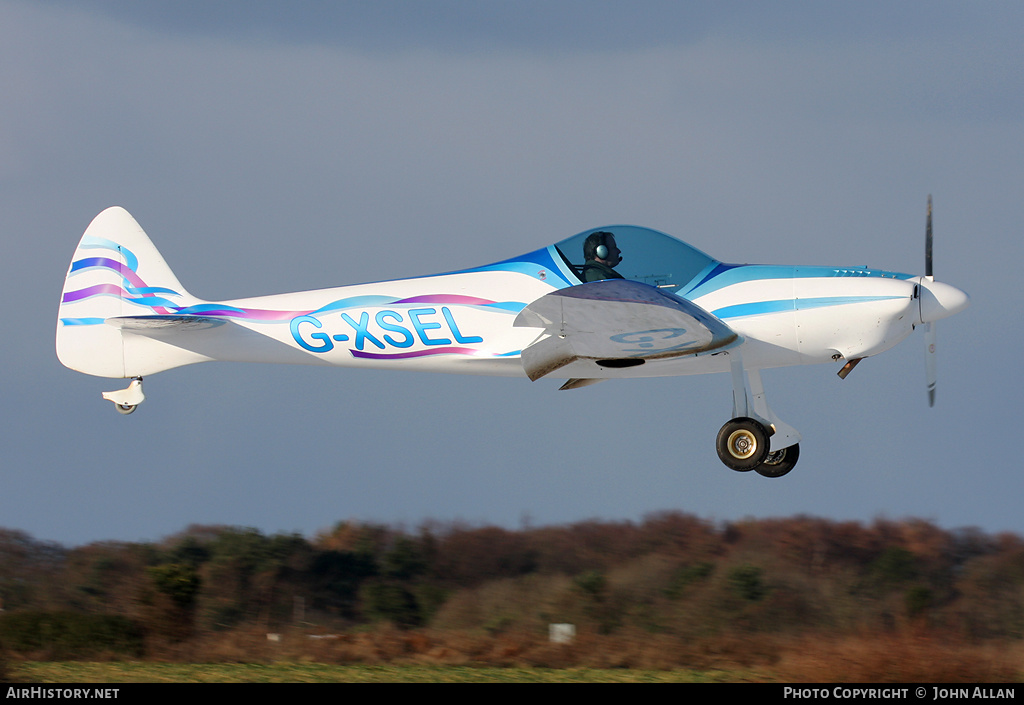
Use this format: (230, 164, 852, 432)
(513, 279, 741, 381)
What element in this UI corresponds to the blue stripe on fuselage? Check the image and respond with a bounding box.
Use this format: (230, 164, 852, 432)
(713, 295, 905, 320)
(683, 264, 914, 300)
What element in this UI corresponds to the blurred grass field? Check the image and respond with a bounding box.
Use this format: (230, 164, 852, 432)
(8, 661, 743, 683)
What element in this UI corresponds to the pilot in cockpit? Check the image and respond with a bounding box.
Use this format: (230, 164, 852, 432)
(581, 230, 624, 282)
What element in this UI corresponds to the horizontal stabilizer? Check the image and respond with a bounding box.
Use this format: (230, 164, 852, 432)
(514, 279, 740, 381)
(108, 315, 226, 332)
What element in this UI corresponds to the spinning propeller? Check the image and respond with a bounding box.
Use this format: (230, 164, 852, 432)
(924, 196, 937, 406)
(917, 195, 970, 406)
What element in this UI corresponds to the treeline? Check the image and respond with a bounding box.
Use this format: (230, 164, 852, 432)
(1, 514, 1023, 669)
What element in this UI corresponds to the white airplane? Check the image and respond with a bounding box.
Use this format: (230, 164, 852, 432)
(56, 202, 968, 477)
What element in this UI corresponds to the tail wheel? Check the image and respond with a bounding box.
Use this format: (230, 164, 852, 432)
(716, 417, 770, 472)
(755, 443, 800, 478)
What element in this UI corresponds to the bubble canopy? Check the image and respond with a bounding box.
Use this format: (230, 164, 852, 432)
(552, 225, 718, 293)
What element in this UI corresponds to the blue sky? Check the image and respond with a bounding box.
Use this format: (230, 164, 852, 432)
(2, 1, 1021, 545)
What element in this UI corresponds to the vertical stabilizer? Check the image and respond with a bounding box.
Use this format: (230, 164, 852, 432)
(56, 207, 202, 378)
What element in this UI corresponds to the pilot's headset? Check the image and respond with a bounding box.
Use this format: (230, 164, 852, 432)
(592, 231, 613, 259)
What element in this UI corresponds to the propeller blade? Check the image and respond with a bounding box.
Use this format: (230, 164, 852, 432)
(919, 196, 968, 406)
(925, 194, 933, 279)
(925, 322, 937, 407)
(924, 197, 937, 406)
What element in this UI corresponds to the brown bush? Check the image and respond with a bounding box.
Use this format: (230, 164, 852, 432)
(774, 631, 1022, 683)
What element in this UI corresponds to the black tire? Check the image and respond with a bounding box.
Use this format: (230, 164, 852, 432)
(755, 443, 800, 478)
(716, 417, 771, 471)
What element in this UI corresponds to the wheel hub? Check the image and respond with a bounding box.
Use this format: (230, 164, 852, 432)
(727, 429, 757, 459)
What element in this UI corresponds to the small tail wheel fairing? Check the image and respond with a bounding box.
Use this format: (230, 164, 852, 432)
(716, 417, 771, 472)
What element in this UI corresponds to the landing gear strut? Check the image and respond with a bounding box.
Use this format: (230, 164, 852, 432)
(717, 355, 801, 477)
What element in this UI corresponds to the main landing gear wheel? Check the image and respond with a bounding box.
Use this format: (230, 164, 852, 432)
(756, 443, 800, 478)
(716, 417, 771, 472)
(114, 404, 137, 415)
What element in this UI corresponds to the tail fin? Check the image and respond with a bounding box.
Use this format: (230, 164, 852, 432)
(56, 207, 206, 378)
